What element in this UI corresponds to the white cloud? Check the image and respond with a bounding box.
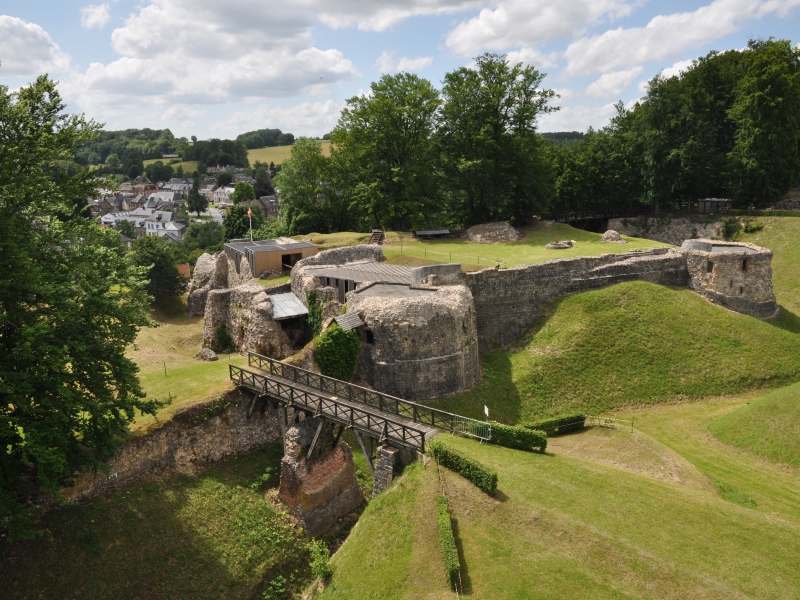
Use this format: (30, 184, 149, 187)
(0, 16, 70, 77)
(317, 0, 483, 31)
(538, 101, 618, 132)
(211, 100, 344, 138)
(564, 0, 800, 75)
(660, 58, 695, 79)
(446, 0, 634, 56)
(506, 47, 558, 69)
(376, 51, 432, 73)
(585, 65, 643, 98)
(81, 4, 111, 29)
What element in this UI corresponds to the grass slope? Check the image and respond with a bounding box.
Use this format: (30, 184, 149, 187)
(248, 141, 332, 165)
(325, 419, 800, 600)
(0, 444, 318, 600)
(429, 281, 800, 422)
(709, 382, 800, 468)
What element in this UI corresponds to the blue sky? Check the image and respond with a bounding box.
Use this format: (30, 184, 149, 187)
(1, 0, 798, 140)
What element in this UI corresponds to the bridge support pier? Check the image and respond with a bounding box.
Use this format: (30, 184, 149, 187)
(279, 416, 364, 538)
(372, 446, 398, 497)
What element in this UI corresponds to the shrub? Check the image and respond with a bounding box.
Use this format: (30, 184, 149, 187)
(489, 422, 547, 452)
(308, 539, 333, 581)
(215, 323, 234, 353)
(526, 414, 585, 436)
(722, 217, 741, 239)
(437, 495, 460, 590)
(743, 219, 765, 233)
(429, 441, 498, 495)
(306, 291, 323, 338)
(313, 323, 361, 381)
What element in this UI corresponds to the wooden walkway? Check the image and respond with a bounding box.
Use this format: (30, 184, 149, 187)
(230, 352, 492, 453)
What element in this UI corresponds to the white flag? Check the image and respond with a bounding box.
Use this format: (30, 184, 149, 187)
(484, 405, 489, 418)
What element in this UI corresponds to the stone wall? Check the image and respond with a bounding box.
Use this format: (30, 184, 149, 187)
(60, 389, 280, 503)
(291, 244, 385, 305)
(679, 240, 778, 318)
(608, 216, 723, 246)
(465, 249, 689, 350)
(187, 251, 254, 317)
(349, 285, 481, 400)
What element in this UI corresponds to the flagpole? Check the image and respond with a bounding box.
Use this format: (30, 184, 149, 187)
(248, 208, 253, 242)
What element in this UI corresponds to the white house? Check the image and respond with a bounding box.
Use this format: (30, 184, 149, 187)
(213, 186, 236, 205)
(145, 211, 187, 240)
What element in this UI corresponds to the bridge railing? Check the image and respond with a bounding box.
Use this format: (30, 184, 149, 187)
(231, 364, 428, 451)
(247, 352, 492, 441)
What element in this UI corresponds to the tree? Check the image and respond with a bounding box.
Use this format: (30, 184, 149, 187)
(216, 171, 233, 187)
(176, 165, 184, 178)
(105, 152, 121, 171)
(231, 181, 256, 204)
(438, 53, 559, 225)
(223, 203, 264, 240)
(128, 164, 142, 179)
(186, 176, 208, 216)
(144, 160, 174, 183)
(197, 160, 207, 175)
(130, 235, 186, 298)
(330, 73, 441, 231)
(191, 135, 197, 143)
(115, 219, 136, 238)
(182, 220, 224, 251)
(274, 138, 334, 234)
(0, 76, 165, 539)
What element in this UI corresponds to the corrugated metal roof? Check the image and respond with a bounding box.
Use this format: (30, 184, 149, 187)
(414, 229, 450, 236)
(269, 292, 308, 320)
(334, 312, 364, 331)
(225, 239, 316, 253)
(304, 261, 413, 284)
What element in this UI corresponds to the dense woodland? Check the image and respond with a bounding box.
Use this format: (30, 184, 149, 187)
(275, 40, 800, 234)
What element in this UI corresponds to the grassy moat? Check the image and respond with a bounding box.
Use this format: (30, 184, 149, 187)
(4, 219, 800, 599)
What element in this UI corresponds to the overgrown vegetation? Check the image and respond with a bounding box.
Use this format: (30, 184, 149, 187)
(428, 441, 498, 495)
(305, 291, 324, 339)
(436, 495, 460, 590)
(313, 323, 361, 381)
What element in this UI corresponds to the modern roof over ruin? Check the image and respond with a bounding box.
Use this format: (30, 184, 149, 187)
(269, 292, 308, 320)
(334, 312, 364, 331)
(225, 239, 316, 254)
(303, 261, 413, 284)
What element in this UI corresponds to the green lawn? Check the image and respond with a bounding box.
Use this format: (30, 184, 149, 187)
(142, 159, 199, 173)
(248, 141, 331, 166)
(325, 397, 800, 599)
(427, 281, 800, 423)
(0, 444, 319, 600)
(709, 382, 800, 468)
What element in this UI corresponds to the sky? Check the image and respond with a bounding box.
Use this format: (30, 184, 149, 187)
(1, 0, 798, 140)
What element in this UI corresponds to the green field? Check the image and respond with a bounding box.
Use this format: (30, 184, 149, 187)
(709, 381, 800, 468)
(142, 158, 199, 173)
(248, 140, 332, 166)
(324, 397, 800, 599)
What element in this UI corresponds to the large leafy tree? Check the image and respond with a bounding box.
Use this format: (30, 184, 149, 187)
(230, 181, 256, 204)
(438, 53, 559, 225)
(0, 77, 165, 539)
(330, 73, 441, 231)
(223, 203, 264, 240)
(130, 235, 187, 298)
(186, 176, 208, 216)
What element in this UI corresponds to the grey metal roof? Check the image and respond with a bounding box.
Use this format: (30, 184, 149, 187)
(303, 261, 413, 284)
(269, 292, 308, 320)
(334, 312, 364, 331)
(414, 229, 450, 236)
(356, 283, 436, 299)
(225, 239, 316, 254)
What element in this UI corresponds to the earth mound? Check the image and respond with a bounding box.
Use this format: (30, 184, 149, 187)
(467, 221, 523, 243)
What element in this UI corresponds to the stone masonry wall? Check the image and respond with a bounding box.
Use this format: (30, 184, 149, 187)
(680, 240, 778, 318)
(465, 249, 689, 350)
(608, 216, 723, 246)
(349, 285, 481, 400)
(291, 245, 385, 306)
(60, 389, 280, 503)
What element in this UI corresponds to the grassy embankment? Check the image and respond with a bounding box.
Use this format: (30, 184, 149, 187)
(248, 141, 331, 166)
(324, 398, 800, 600)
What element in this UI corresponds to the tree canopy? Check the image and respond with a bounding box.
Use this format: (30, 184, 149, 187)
(130, 236, 187, 298)
(224, 203, 264, 240)
(186, 177, 208, 216)
(231, 181, 256, 204)
(0, 77, 165, 539)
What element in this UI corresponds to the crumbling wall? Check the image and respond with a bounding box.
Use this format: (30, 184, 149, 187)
(291, 245, 385, 305)
(680, 240, 778, 318)
(60, 389, 280, 503)
(349, 285, 481, 400)
(466, 249, 689, 350)
(187, 252, 229, 316)
(279, 417, 364, 538)
(203, 282, 293, 356)
(608, 216, 723, 246)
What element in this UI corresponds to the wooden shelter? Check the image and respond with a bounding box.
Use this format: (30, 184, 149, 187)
(224, 238, 317, 277)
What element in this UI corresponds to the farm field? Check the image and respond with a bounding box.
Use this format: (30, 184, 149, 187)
(248, 140, 332, 165)
(142, 158, 199, 173)
(325, 395, 800, 599)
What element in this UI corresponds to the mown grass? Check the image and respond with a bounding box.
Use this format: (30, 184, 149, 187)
(709, 381, 800, 468)
(0, 444, 319, 600)
(128, 295, 247, 430)
(248, 141, 332, 166)
(325, 412, 800, 600)
(428, 281, 800, 423)
(142, 159, 199, 173)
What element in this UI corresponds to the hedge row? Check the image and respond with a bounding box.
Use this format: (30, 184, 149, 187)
(526, 414, 586, 436)
(728, 209, 800, 217)
(437, 495, 460, 590)
(489, 422, 547, 453)
(429, 441, 498, 495)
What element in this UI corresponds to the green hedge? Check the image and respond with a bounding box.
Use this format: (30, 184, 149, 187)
(526, 414, 585, 436)
(437, 495, 460, 590)
(728, 209, 800, 217)
(489, 422, 547, 453)
(429, 441, 497, 495)
(313, 323, 361, 381)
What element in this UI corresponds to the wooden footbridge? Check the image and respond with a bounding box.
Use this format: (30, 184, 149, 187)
(230, 352, 491, 457)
